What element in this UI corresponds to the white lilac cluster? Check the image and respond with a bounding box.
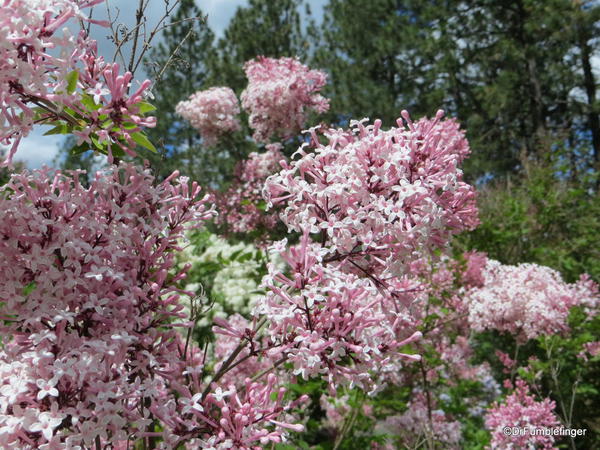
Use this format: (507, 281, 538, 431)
(178, 233, 266, 326)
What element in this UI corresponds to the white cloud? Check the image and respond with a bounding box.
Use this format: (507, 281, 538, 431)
(12, 127, 64, 169)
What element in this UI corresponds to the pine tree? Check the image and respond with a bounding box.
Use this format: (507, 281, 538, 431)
(312, 0, 598, 180)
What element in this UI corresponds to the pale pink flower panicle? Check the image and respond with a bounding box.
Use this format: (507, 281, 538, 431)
(258, 112, 478, 391)
(264, 111, 479, 277)
(466, 260, 598, 341)
(241, 56, 330, 142)
(485, 379, 560, 449)
(258, 233, 422, 392)
(176, 86, 241, 146)
(0, 0, 155, 166)
(163, 375, 308, 449)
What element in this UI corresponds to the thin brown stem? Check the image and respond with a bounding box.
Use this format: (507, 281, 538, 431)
(128, 0, 145, 75)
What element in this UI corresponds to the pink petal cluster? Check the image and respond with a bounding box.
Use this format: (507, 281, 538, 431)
(176, 87, 241, 146)
(0, 0, 155, 166)
(460, 251, 488, 288)
(578, 341, 600, 361)
(212, 314, 273, 387)
(256, 112, 479, 392)
(264, 112, 479, 278)
(72, 56, 157, 162)
(572, 273, 599, 315)
(466, 260, 599, 341)
(485, 379, 560, 450)
(172, 375, 308, 449)
(240, 56, 329, 142)
(0, 163, 215, 447)
(258, 233, 422, 392)
(214, 144, 285, 234)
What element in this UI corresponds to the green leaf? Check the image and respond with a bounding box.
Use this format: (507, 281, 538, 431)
(71, 142, 92, 155)
(80, 94, 102, 111)
(131, 132, 157, 153)
(43, 123, 70, 135)
(90, 134, 106, 151)
(66, 70, 79, 94)
(137, 102, 156, 114)
(22, 281, 36, 296)
(109, 143, 126, 158)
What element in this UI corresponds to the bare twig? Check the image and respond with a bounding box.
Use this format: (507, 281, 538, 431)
(153, 27, 194, 83)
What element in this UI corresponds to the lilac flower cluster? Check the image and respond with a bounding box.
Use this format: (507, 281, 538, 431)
(175, 87, 241, 147)
(241, 56, 329, 142)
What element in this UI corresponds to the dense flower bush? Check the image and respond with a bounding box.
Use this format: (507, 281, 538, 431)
(1, 4, 599, 447)
(175, 87, 241, 146)
(0, 163, 215, 446)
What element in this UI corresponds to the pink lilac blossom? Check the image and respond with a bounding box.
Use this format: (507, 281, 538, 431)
(257, 233, 422, 393)
(263, 111, 479, 280)
(0, 163, 217, 447)
(1, 0, 100, 163)
(256, 112, 478, 392)
(495, 351, 516, 373)
(164, 374, 309, 449)
(578, 341, 600, 361)
(0, 163, 309, 447)
(459, 251, 487, 288)
(0, 0, 155, 166)
(176, 87, 241, 146)
(572, 273, 599, 315)
(215, 144, 285, 234)
(465, 260, 599, 341)
(485, 379, 560, 450)
(240, 56, 329, 142)
(72, 56, 157, 162)
(211, 314, 273, 387)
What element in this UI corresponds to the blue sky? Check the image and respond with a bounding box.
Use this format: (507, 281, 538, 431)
(13, 0, 326, 169)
